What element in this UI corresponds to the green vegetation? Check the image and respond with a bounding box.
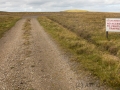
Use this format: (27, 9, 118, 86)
(0, 16, 20, 38)
(38, 15, 120, 89)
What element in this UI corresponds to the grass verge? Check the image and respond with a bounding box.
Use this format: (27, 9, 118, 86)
(38, 16, 120, 89)
(0, 16, 20, 38)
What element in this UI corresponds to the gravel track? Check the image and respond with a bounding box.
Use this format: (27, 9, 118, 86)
(0, 17, 111, 90)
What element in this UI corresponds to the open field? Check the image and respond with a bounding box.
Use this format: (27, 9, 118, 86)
(47, 12, 120, 56)
(38, 12, 120, 89)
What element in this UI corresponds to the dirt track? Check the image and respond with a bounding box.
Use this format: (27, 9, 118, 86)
(0, 17, 111, 90)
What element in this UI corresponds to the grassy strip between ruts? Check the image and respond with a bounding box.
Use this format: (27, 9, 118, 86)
(0, 16, 20, 38)
(22, 19, 31, 57)
(38, 16, 120, 89)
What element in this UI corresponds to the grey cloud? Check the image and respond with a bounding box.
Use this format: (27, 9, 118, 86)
(28, 1, 47, 5)
(0, 0, 120, 12)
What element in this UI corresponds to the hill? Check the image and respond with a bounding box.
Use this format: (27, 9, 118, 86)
(63, 9, 88, 12)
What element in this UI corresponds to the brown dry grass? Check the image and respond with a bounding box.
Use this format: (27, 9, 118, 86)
(0, 16, 20, 38)
(47, 12, 120, 57)
(22, 19, 31, 57)
(38, 15, 120, 89)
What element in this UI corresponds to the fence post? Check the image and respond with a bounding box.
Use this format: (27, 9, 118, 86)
(106, 31, 108, 39)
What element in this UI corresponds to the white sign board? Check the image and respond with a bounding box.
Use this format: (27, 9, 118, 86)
(106, 18, 120, 32)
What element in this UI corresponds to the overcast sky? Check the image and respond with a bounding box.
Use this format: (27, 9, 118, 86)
(0, 0, 120, 12)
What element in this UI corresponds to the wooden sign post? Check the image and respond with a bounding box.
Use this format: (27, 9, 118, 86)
(106, 31, 108, 39)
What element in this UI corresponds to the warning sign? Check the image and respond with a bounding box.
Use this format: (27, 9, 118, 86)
(106, 18, 120, 32)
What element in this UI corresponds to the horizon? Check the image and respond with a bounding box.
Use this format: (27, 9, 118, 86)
(0, 9, 120, 13)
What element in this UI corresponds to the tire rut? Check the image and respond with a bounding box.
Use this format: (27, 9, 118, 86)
(0, 17, 112, 90)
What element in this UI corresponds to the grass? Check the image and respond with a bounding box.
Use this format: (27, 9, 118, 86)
(23, 19, 31, 44)
(38, 16, 120, 89)
(0, 16, 20, 38)
(22, 19, 31, 57)
(47, 12, 120, 56)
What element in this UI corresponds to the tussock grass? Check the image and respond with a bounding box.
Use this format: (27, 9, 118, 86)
(0, 16, 20, 38)
(47, 12, 120, 56)
(38, 16, 120, 89)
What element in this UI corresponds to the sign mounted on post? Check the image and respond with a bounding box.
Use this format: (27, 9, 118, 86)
(106, 18, 120, 38)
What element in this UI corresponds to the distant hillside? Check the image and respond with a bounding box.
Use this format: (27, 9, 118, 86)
(63, 9, 88, 12)
(0, 11, 6, 12)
